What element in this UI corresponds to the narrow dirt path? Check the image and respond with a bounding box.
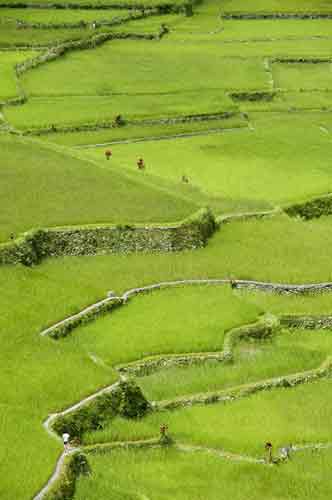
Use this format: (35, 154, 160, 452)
(34, 447, 80, 500)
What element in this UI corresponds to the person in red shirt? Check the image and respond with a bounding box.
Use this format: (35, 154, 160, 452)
(105, 149, 112, 160)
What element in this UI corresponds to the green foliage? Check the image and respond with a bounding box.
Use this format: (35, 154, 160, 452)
(52, 380, 149, 440)
(118, 379, 151, 418)
(285, 195, 332, 220)
(52, 390, 123, 439)
(44, 452, 90, 500)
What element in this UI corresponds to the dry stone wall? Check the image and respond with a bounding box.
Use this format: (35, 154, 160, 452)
(0, 208, 216, 266)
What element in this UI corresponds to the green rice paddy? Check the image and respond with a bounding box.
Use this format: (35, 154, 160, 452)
(1, 0, 332, 498)
(75, 447, 332, 500)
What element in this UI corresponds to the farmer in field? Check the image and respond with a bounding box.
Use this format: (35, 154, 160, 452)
(105, 149, 112, 160)
(160, 423, 168, 439)
(230, 278, 237, 289)
(62, 432, 70, 451)
(265, 442, 273, 463)
(182, 175, 189, 183)
(137, 158, 145, 170)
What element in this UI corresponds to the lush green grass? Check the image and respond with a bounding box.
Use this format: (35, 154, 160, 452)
(63, 286, 261, 366)
(219, 19, 332, 39)
(139, 328, 332, 400)
(111, 13, 181, 33)
(221, 0, 332, 14)
(0, 134, 196, 242)
(2, 4, 332, 497)
(80, 112, 332, 206)
(167, 17, 332, 40)
(2, 213, 332, 496)
(84, 378, 332, 454)
(37, 116, 248, 146)
(240, 289, 332, 315)
(0, 18, 119, 47)
(273, 62, 332, 91)
(21, 39, 270, 96)
(4, 92, 237, 130)
(75, 447, 332, 500)
(0, 8, 133, 24)
(0, 50, 37, 101)
(0, 0, 182, 5)
(163, 37, 332, 58)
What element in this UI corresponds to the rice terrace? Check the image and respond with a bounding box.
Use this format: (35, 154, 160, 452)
(3, 0, 332, 498)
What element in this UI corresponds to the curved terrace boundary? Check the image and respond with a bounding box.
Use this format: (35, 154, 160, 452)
(36, 309, 332, 499)
(1, 189, 332, 267)
(40, 277, 332, 340)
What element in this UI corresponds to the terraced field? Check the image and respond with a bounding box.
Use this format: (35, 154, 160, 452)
(1, 0, 332, 498)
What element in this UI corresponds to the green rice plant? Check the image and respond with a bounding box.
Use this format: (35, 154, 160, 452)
(20, 39, 271, 96)
(111, 13, 180, 33)
(2, 213, 332, 496)
(166, 17, 332, 40)
(37, 115, 248, 146)
(0, 8, 133, 24)
(80, 111, 332, 207)
(0, 50, 37, 101)
(0, 0, 185, 5)
(273, 62, 332, 91)
(217, 19, 332, 40)
(83, 378, 332, 454)
(239, 289, 332, 316)
(0, 134, 196, 242)
(221, 0, 332, 14)
(0, 18, 119, 47)
(138, 328, 332, 400)
(75, 447, 332, 500)
(63, 286, 261, 367)
(3, 92, 237, 130)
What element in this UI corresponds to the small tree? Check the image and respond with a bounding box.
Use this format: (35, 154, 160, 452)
(118, 379, 151, 419)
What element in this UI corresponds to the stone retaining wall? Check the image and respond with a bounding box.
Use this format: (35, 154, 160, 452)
(222, 13, 332, 20)
(160, 356, 332, 410)
(280, 315, 332, 329)
(0, 208, 216, 266)
(41, 297, 123, 339)
(117, 317, 275, 376)
(285, 194, 332, 220)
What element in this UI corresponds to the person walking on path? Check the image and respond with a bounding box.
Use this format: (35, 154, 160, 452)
(62, 432, 70, 451)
